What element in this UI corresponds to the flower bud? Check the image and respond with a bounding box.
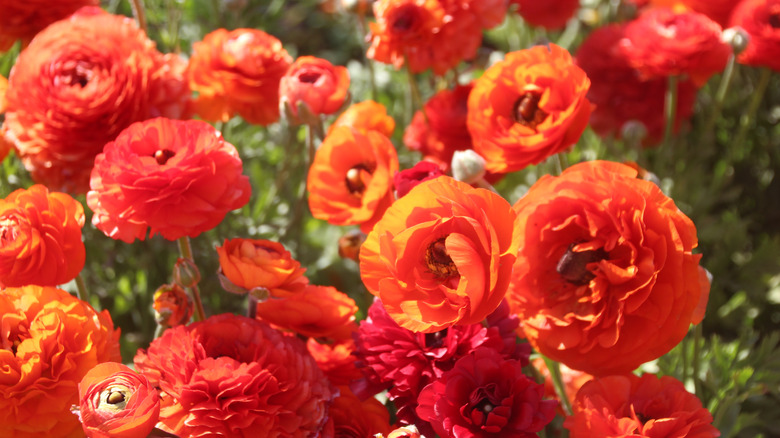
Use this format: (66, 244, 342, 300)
(620, 120, 648, 145)
(451, 150, 486, 184)
(173, 257, 201, 288)
(722, 26, 750, 56)
(153, 284, 193, 328)
(338, 229, 367, 261)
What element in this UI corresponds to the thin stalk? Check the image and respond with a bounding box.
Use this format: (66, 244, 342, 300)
(692, 324, 703, 397)
(406, 62, 423, 114)
(681, 334, 690, 388)
(662, 75, 679, 150)
(153, 324, 165, 339)
(247, 293, 258, 319)
(177, 237, 206, 322)
(129, 0, 147, 33)
(704, 54, 737, 135)
(356, 14, 378, 102)
(733, 67, 772, 154)
(542, 356, 573, 416)
(75, 273, 89, 303)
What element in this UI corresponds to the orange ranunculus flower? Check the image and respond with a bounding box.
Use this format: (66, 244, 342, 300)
(359, 176, 519, 333)
(78, 363, 160, 438)
(0, 285, 121, 438)
(307, 126, 398, 233)
(731, 0, 780, 72)
(564, 374, 719, 437)
(188, 28, 292, 125)
(307, 338, 363, 386)
(511, 0, 582, 30)
(467, 43, 592, 174)
(0, 0, 99, 51)
(87, 118, 251, 243)
(279, 56, 350, 122)
(216, 238, 308, 297)
(255, 285, 359, 340)
(619, 8, 731, 86)
(152, 284, 193, 328)
(2, 7, 190, 194)
(329, 100, 396, 137)
(0, 184, 85, 287)
(508, 161, 710, 376)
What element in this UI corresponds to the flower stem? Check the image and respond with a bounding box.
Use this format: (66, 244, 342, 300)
(75, 272, 89, 304)
(733, 67, 772, 156)
(406, 61, 423, 117)
(692, 323, 703, 397)
(246, 293, 258, 319)
(129, 0, 147, 33)
(704, 54, 736, 136)
(542, 355, 573, 416)
(662, 75, 679, 150)
(177, 236, 206, 322)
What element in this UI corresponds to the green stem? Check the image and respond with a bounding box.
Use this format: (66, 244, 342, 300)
(662, 75, 679, 150)
(406, 62, 423, 116)
(704, 54, 737, 136)
(733, 67, 772, 156)
(692, 324, 703, 397)
(356, 14, 378, 102)
(681, 334, 690, 387)
(75, 273, 89, 303)
(129, 0, 147, 34)
(177, 236, 206, 322)
(542, 356, 573, 416)
(153, 324, 165, 339)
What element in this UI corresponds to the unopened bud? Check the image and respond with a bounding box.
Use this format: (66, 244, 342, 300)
(722, 27, 750, 56)
(338, 229, 367, 261)
(173, 257, 201, 288)
(620, 120, 648, 145)
(451, 149, 486, 184)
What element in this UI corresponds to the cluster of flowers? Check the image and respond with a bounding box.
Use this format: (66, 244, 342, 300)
(1, 0, 778, 436)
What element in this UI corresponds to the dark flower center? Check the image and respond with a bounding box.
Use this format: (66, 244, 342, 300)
(513, 91, 548, 131)
(107, 391, 126, 405)
(154, 149, 176, 165)
(345, 164, 372, 195)
(466, 383, 503, 427)
(556, 243, 608, 285)
(0, 216, 20, 245)
(424, 328, 448, 349)
(391, 8, 415, 31)
(59, 60, 94, 88)
(298, 71, 322, 84)
(770, 10, 780, 28)
(425, 237, 458, 279)
(636, 410, 653, 424)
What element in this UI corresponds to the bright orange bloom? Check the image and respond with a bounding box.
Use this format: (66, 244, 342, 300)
(321, 386, 391, 438)
(307, 126, 398, 233)
(0, 285, 121, 438)
(152, 284, 193, 328)
(511, 0, 582, 30)
(509, 161, 710, 376)
(188, 28, 292, 125)
(306, 338, 363, 386)
(0, 0, 99, 51)
(78, 362, 160, 438)
(360, 176, 519, 333)
(255, 285, 358, 340)
(279, 56, 350, 121)
(0, 184, 85, 287)
(467, 43, 591, 174)
(216, 238, 308, 297)
(731, 0, 780, 72)
(329, 100, 396, 137)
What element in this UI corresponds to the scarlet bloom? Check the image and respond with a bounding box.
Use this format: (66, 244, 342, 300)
(394, 161, 445, 198)
(684, 0, 738, 27)
(565, 374, 719, 437)
(619, 8, 731, 86)
(575, 24, 698, 143)
(731, 0, 780, 72)
(2, 7, 190, 193)
(134, 313, 335, 438)
(87, 118, 251, 243)
(360, 176, 519, 332)
(255, 285, 359, 340)
(307, 338, 363, 386)
(279, 56, 350, 122)
(508, 161, 710, 376)
(78, 363, 160, 438)
(511, 0, 582, 30)
(416, 347, 557, 438)
(0, 0, 99, 51)
(329, 100, 396, 137)
(467, 43, 592, 174)
(0, 184, 85, 287)
(0, 285, 121, 438)
(216, 238, 308, 297)
(322, 387, 391, 438)
(307, 126, 399, 233)
(152, 284, 193, 328)
(189, 28, 292, 125)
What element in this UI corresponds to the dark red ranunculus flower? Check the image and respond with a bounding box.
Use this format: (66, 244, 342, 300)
(511, 0, 581, 30)
(393, 161, 445, 198)
(731, 0, 780, 72)
(416, 347, 557, 438)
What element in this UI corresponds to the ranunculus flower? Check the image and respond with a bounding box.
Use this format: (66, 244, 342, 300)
(619, 8, 731, 86)
(359, 175, 519, 333)
(216, 238, 308, 297)
(189, 28, 292, 125)
(565, 373, 720, 437)
(307, 126, 398, 232)
(152, 284, 193, 328)
(321, 386, 391, 438)
(393, 161, 445, 198)
(511, 0, 581, 30)
(329, 100, 396, 137)
(731, 0, 780, 72)
(134, 313, 335, 438)
(416, 347, 557, 438)
(0, 184, 85, 287)
(255, 285, 359, 340)
(0, 0, 99, 51)
(0, 285, 121, 437)
(684, 0, 738, 27)
(2, 7, 190, 193)
(508, 161, 710, 376)
(307, 338, 363, 386)
(77, 363, 160, 438)
(279, 56, 350, 122)
(87, 118, 251, 243)
(467, 43, 592, 174)
(575, 24, 698, 143)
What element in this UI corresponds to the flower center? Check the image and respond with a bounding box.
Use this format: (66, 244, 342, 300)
(154, 149, 176, 165)
(100, 386, 129, 411)
(107, 391, 126, 405)
(770, 9, 780, 28)
(425, 237, 458, 279)
(513, 90, 547, 131)
(58, 60, 94, 88)
(298, 71, 322, 84)
(424, 328, 448, 349)
(391, 7, 416, 32)
(0, 216, 20, 245)
(345, 164, 372, 195)
(556, 243, 607, 285)
(467, 384, 502, 427)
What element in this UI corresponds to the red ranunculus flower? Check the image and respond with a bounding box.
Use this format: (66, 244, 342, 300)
(731, 0, 780, 72)
(87, 118, 251, 243)
(511, 0, 581, 30)
(508, 161, 710, 376)
(0, 0, 99, 51)
(78, 362, 160, 438)
(565, 373, 720, 437)
(2, 7, 190, 193)
(279, 56, 350, 122)
(684, 0, 738, 27)
(416, 347, 557, 438)
(134, 313, 335, 438)
(0, 184, 85, 287)
(394, 161, 445, 198)
(619, 8, 731, 86)
(152, 284, 193, 328)
(307, 338, 363, 386)
(322, 386, 391, 438)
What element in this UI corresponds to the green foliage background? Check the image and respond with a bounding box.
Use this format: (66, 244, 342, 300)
(1, 0, 779, 436)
